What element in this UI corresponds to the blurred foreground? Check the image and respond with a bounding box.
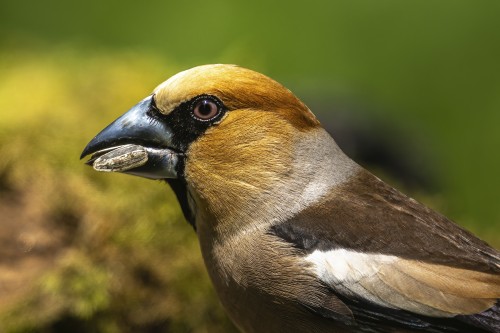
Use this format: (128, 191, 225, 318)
(0, 51, 236, 332)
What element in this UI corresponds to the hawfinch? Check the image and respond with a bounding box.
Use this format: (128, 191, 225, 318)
(81, 65, 499, 333)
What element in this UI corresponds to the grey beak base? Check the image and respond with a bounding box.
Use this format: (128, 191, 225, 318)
(122, 146, 180, 179)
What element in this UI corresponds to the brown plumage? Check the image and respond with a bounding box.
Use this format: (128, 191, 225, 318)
(81, 64, 500, 332)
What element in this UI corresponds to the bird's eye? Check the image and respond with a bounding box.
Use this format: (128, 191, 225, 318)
(192, 99, 220, 121)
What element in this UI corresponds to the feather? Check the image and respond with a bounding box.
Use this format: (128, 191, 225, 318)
(270, 168, 500, 331)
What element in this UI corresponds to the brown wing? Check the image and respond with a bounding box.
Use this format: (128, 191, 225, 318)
(270, 169, 500, 331)
(273, 169, 499, 273)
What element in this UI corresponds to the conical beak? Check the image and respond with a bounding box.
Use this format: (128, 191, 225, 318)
(81, 95, 180, 179)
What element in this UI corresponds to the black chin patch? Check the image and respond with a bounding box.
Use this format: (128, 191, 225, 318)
(166, 178, 196, 230)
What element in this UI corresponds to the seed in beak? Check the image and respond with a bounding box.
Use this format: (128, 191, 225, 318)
(92, 144, 149, 172)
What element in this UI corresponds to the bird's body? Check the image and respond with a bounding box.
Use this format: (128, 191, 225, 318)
(82, 65, 500, 332)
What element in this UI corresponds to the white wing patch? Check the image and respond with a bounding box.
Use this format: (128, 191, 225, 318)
(304, 249, 499, 317)
(304, 249, 410, 311)
(305, 249, 397, 285)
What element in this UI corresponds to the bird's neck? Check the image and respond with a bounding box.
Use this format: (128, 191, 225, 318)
(187, 127, 360, 239)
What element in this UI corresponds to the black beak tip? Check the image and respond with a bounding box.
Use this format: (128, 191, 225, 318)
(80, 147, 90, 160)
(80, 136, 106, 160)
(80, 134, 117, 160)
(80, 140, 97, 160)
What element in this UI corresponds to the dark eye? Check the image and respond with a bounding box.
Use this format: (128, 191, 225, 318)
(192, 99, 220, 120)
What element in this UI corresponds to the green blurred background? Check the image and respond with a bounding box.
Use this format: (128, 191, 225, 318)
(0, 1, 499, 332)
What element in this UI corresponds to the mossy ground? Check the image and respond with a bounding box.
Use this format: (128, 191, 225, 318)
(0, 50, 236, 333)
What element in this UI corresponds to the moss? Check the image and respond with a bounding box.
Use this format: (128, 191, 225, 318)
(0, 49, 237, 333)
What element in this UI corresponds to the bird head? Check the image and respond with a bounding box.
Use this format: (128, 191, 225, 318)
(81, 65, 355, 233)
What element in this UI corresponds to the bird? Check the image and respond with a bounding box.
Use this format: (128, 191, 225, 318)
(81, 64, 500, 333)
